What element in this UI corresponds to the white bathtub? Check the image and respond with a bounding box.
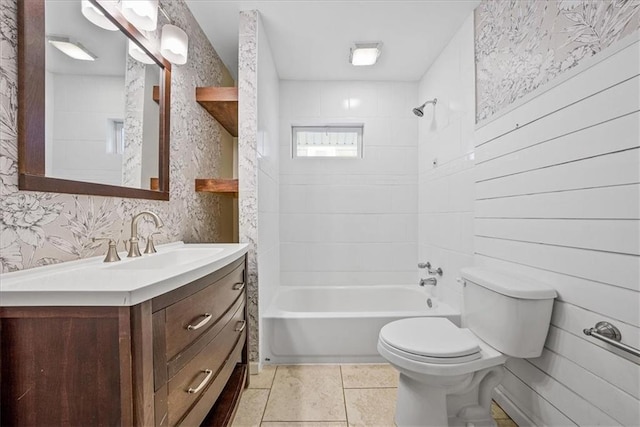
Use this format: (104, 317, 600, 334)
(262, 286, 460, 364)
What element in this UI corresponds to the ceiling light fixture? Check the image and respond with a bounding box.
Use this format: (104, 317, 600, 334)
(128, 40, 156, 64)
(349, 42, 382, 66)
(47, 36, 97, 61)
(161, 24, 188, 65)
(121, 0, 159, 31)
(80, 0, 118, 31)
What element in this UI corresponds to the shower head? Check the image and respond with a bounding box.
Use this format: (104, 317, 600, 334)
(413, 98, 437, 117)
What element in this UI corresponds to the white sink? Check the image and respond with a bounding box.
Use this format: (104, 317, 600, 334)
(0, 242, 248, 307)
(109, 247, 224, 270)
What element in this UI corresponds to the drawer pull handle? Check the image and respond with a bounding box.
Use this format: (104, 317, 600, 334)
(187, 313, 212, 331)
(235, 320, 246, 332)
(187, 369, 213, 394)
(233, 282, 245, 291)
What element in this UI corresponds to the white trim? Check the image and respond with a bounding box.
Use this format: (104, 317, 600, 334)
(494, 385, 541, 427)
(476, 32, 640, 130)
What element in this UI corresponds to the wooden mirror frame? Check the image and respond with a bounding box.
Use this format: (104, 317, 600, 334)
(17, 0, 171, 200)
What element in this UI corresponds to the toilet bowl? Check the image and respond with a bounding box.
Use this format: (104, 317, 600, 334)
(378, 268, 557, 427)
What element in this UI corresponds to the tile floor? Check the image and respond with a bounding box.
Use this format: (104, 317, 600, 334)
(231, 364, 518, 427)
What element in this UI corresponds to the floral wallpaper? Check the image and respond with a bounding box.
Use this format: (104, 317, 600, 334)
(0, 0, 230, 272)
(238, 10, 260, 363)
(475, 0, 640, 122)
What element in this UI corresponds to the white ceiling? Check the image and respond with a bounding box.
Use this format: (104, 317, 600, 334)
(45, 0, 127, 76)
(186, 0, 480, 82)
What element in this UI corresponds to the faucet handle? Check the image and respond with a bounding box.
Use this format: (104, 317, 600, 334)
(92, 237, 121, 263)
(418, 261, 443, 276)
(144, 231, 161, 254)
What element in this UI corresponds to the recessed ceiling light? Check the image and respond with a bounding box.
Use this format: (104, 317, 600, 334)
(349, 42, 382, 66)
(47, 36, 97, 61)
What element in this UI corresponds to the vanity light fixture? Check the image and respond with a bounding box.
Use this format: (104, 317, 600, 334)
(349, 42, 382, 66)
(80, 0, 118, 31)
(47, 36, 97, 61)
(160, 24, 188, 65)
(128, 40, 156, 64)
(121, 0, 159, 31)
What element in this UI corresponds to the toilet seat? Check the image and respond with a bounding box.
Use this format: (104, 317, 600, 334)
(379, 317, 481, 364)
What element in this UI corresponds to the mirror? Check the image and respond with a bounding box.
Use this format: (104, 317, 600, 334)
(18, 0, 171, 200)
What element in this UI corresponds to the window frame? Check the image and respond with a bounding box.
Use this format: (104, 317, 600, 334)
(291, 124, 364, 159)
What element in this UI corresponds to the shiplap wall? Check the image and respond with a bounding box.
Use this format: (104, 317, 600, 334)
(474, 39, 640, 426)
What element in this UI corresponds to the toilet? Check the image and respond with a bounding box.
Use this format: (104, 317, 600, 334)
(378, 267, 557, 427)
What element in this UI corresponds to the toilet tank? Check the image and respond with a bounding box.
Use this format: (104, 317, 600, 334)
(460, 267, 557, 358)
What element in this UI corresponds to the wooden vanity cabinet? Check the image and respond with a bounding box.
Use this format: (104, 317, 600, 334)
(0, 255, 249, 427)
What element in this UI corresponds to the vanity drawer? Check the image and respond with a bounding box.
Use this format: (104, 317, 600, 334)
(164, 263, 245, 359)
(166, 301, 246, 426)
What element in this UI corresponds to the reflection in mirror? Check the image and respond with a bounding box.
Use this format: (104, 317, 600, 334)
(44, 0, 160, 190)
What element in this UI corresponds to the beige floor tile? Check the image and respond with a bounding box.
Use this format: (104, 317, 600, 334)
(250, 365, 277, 389)
(261, 423, 348, 427)
(496, 419, 518, 427)
(262, 365, 346, 422)
(232, 389, 270, 427)
(344, 388, 397, 427)
(491, 401, 509, 420)
(341, 364, 399, 389)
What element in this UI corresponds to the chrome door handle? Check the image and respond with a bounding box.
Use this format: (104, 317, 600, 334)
(235, 320, 246, 332)
(233, 282, 245, 291)
(187, 369, 213, 394)
(186, 313, 212, 330)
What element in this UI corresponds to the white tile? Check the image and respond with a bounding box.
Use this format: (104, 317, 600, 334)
(376, 82, 398, 117)
(280, 185, 308, 213)
(348, 82, 378, 118)
(362, 118, 391, 147)
(319, 82, 351, 118)
(389, 118, 419, 147)
(289, 81, 323, 118)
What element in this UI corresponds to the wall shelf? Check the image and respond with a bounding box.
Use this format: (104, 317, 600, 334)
(152, 85, 160, 104)
(195, 179, 238, 194)
(196, 87, 238, 137)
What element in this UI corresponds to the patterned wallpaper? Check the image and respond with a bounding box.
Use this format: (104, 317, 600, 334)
(238, 10, 260, 363)
(0, 0, 229, 272)
(475, 0, 640, 122)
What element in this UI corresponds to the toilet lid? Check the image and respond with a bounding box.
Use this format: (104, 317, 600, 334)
(379, 317, 481, 360)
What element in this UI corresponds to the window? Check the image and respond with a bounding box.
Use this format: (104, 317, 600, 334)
(106, 119, 125, 154)
(292, 125, 363, 158)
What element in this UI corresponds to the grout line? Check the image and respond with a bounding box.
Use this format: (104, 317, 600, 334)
(259, 366, 277, 426)
(339, 365, 350, 427)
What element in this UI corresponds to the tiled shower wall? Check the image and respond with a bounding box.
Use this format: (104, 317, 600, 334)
(279, 81, 419, 287)
(417, 15, 475, 311)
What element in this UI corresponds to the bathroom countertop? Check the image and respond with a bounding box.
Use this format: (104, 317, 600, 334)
(0, 242, 248, 307)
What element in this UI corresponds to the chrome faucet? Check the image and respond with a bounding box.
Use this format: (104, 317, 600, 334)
(127, 211, 164, 257)
(420, 277, 437, 287)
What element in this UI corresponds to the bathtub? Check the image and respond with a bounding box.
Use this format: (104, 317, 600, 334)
(262, 286, 460, 364)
